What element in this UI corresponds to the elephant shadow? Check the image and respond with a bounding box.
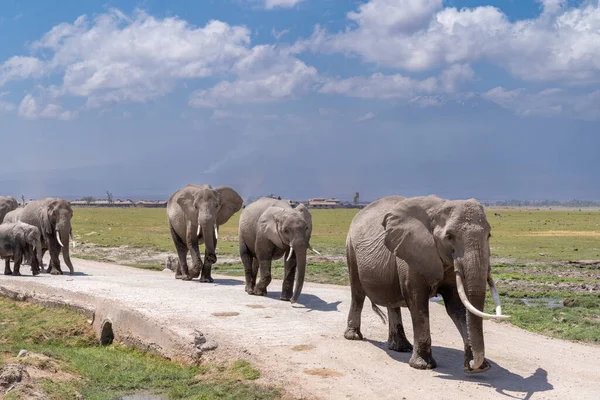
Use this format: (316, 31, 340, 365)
(206, 278, 245, 286)
(266, 291, 342, 312)
(366, 340, 553, 399)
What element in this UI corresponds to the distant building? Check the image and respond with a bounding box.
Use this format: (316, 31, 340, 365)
(308, 198, 342, 209)
(71, 199, 135, 208)
(135, 200, 168, 208)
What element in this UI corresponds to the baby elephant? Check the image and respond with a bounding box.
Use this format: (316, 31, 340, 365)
(0, 221, 44, 276)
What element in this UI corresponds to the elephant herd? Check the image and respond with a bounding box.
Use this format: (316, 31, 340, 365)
(0, 184, 510, 374)
(0, 196, 75, 276)
(166, 184, 508, 374)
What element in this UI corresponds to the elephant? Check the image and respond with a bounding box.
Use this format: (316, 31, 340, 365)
(3, 207, 23, 223)
(344, 195, 508, 373)
(167, 184, 243, 282)
(19, 198, 76, 275)
(238, 197, 320, 303)
(0, 196, 19, 223)
(0, 221, 44, 276)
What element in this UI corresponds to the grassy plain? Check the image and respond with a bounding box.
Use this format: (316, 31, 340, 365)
(0, 297, 280, 399)
(72, 207, 600, 262)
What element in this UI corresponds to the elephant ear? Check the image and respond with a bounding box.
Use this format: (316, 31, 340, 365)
(215, 186, 243, 226)
(257, 207, 286, 249)
(295, 204, 312, 238)
(176, 190, 197, 219)
(40, 200, 57, 235)
(382, 196, 445, 281)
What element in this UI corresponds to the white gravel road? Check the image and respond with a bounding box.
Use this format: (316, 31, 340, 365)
(1, 258, 599, 400)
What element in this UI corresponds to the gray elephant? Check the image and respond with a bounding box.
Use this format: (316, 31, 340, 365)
(344, 195, 508, 373)
(0, 221, 44, 276)
(3, 207, 23, 223)
(0, 196, 19, 223)
(238, 197, 319, 303)
(167, 184, 243, 282)
(19, 198, 76, 275)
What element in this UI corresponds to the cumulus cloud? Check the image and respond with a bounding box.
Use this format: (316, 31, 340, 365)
(1, 8, 317, 118)
(484, 87, 600, 120)
(302, 0, 600, 84)
(189, 45, 318, 108)
(264, 0, 305, 10)
(356, 111, 375, 121)
(18, 94, 74, 120)
(0, 91, 15, 113)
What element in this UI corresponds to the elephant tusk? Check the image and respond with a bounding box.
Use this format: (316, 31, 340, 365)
(487, 274, 503, 316)
(56, 231, 64, 248)
(455, 272, 510, 320)
(309, 245, 321, 256)
(197, 225, 201, 236)
(214, 225, 219, 240)
(286, 246, 294, 262)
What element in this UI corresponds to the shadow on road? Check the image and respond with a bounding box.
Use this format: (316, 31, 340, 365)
(265, 291, 342, 312)
(365, 340, 553, 399)
(208, 278, 245, 286)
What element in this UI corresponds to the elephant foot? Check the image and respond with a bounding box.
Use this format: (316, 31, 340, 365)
(464, 359, 491, 374)
(199, 276, 214, 283)
(388, 337, 413, 353)
(280, 295, 291, 302)
(50, 269, 63, 275)
(409, 353, 437, 370)
(12, 271, 22, 276)
(344, 327, 363, 341)
(4, 271, 12, 276)
(245, 284, 255, 294)
(32, 269, 40, 276)
(252, 287, 267, 296)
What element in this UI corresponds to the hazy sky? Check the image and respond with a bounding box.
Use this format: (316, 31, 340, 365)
(1, 0, 599, 201)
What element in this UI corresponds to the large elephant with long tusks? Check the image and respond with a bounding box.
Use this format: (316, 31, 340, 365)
(18, 198, 76, 275)
(344, 195, 509, 373)
(167, 184, 243, 282)
(238, 197, 319, 303)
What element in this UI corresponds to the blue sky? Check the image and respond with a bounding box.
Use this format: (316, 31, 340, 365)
(1, 0, 599, 201)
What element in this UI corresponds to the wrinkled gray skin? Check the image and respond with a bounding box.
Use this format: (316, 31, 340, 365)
(238, 197, 313, 303)
(19, 198, 75, 275)
(167, 184, 243, 282)
(0, 221, 43, 276)
(0, 196, 19, 223)
(3, 207, 23, 223)
(345, 195, 496, 373)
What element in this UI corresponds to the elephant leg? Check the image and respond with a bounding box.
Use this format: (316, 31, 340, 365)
(47, 243, 63, 275)
(251, 257, 259, 288)
(30, 253, 40, 276)
(240, 242, 255, 294)
(281, 254, 297, 301)
(438, 284, 491, 373)
(253, 259, 272, 296)
(12, 251, 22, 277)
(200, 236, 217, 283)
(404, 279, 436, 370)
(170, 224, 191, 281)
(344, 244, 365, 341)
(4, 258, 12, 275)
(387, 306, 413, 352)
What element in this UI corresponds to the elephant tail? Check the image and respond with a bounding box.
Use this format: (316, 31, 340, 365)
(370, 301, 387, 324)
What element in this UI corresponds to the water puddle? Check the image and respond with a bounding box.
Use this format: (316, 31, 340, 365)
(520, 297, 564, 308)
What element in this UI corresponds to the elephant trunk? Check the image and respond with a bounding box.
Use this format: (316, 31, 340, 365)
(200, 219, 217, 264)
(290, 246, 307, 304)
(59, 226, 75, 274)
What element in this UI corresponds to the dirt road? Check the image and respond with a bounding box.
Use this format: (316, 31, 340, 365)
(1, 259, 599, 400)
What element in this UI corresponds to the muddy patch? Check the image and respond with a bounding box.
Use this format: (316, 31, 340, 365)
(292, 344, 315, 351)
(303, 368, 343, 377)
(246, 304, 265, 309)
(212, 312, 240, 317)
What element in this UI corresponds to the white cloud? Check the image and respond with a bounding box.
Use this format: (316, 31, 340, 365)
(0, 91, 15, 113)
(272, 27, 291, 40)
(303, 0, 600, 84)
(440, 64, 474, 93)
(0, 56, 45, 86)
(18, 94, 73, 120)
(484, 87, 600, 120)
(357, 111, 375, 121)
(264, 0, 305, 10)
(189, 45, 318, 108)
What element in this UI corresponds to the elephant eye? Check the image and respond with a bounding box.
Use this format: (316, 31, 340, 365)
(445, 232, 454, 240)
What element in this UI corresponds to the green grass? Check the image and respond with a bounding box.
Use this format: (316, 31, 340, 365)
(72, 207, 600, 262)
(0, 297, 281, 400)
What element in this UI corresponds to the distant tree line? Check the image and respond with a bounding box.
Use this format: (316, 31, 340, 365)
(487, 199, 600, 207)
